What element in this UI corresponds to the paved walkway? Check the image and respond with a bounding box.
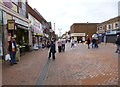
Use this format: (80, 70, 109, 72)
(2, 43, 119, 85)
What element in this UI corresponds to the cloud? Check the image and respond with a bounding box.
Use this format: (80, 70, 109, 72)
(28, 0, 119, 35)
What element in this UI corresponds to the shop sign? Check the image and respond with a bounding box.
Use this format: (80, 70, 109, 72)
(106, 30, 117, 35)
(33, 20, 43, 35)
(13, 16, 29, 28)
(17, 25, 28, 30)
(7, 20, 15, 30)
(71, 33, 85, 36)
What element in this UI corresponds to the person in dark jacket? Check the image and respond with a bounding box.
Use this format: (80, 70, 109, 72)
(8, 37, 17, 65)
(48, 40, 56, 60)
(115, 35, 120, 53)
(92, 38, 96, 48)
(87, 38, 91, 49)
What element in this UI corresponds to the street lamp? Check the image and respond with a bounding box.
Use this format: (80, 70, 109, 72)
(58, 28, 62, 38)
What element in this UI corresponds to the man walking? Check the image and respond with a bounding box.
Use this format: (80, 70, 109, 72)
(8, 37, 17, 65)
(48, 40, 56, 60)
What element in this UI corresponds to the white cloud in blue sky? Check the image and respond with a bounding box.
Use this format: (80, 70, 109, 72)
(28, 0, 119, 35)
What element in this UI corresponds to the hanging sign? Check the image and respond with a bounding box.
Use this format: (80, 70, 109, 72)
(7, 20, 15, 30)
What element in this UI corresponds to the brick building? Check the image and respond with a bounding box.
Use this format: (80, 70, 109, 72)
(70, 23, 98, 41)
(97, 16, 120, 43)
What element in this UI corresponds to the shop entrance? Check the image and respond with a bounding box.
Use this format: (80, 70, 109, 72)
(16, 28, 29, 55)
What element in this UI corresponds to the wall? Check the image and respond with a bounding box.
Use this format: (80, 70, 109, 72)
(70, 23, 98, 38)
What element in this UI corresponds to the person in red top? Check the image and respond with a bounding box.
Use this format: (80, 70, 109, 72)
(8, 37, 17, 66)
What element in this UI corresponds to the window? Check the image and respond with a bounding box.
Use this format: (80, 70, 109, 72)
(99, 26, 103, 31)
(113, 22, 119, 29)
(107, 24, 112, 30)
(19, 7, 26, 17)
(21, 2, 26, 11)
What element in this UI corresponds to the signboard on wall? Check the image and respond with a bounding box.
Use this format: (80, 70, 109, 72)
(7, 20, 15, 30)
(71, 33, 86, 37)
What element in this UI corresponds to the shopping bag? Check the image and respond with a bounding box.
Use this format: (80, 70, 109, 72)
(5, 54, 11, 61)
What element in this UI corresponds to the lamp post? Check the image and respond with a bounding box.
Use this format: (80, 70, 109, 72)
(58, 28, 62, 39)
(86, 22, 89, 40)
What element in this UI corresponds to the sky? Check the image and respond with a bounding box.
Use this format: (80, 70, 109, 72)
(28, 0, 120, 36)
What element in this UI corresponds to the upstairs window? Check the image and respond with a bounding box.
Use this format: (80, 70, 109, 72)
(107, 24, 112, 30)
(113, 22, 119, 29)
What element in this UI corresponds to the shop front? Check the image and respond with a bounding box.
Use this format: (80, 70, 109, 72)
(7, 17, 30, 56)
(33, 32, 43, 49)
(32, 20, 43, 50)
(106, 30, 117, 43)
(1, 13, 29, 58)
(97, 33, 106, 43)
(15, 24, 29, 55)
(70, 33, 86, 42)
(0, 1, 30, 59)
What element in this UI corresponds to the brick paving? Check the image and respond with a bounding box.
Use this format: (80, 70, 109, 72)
(2, 43, 119, 85)
(42, 43, 118, 85)
(2, 49, 49, 85)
